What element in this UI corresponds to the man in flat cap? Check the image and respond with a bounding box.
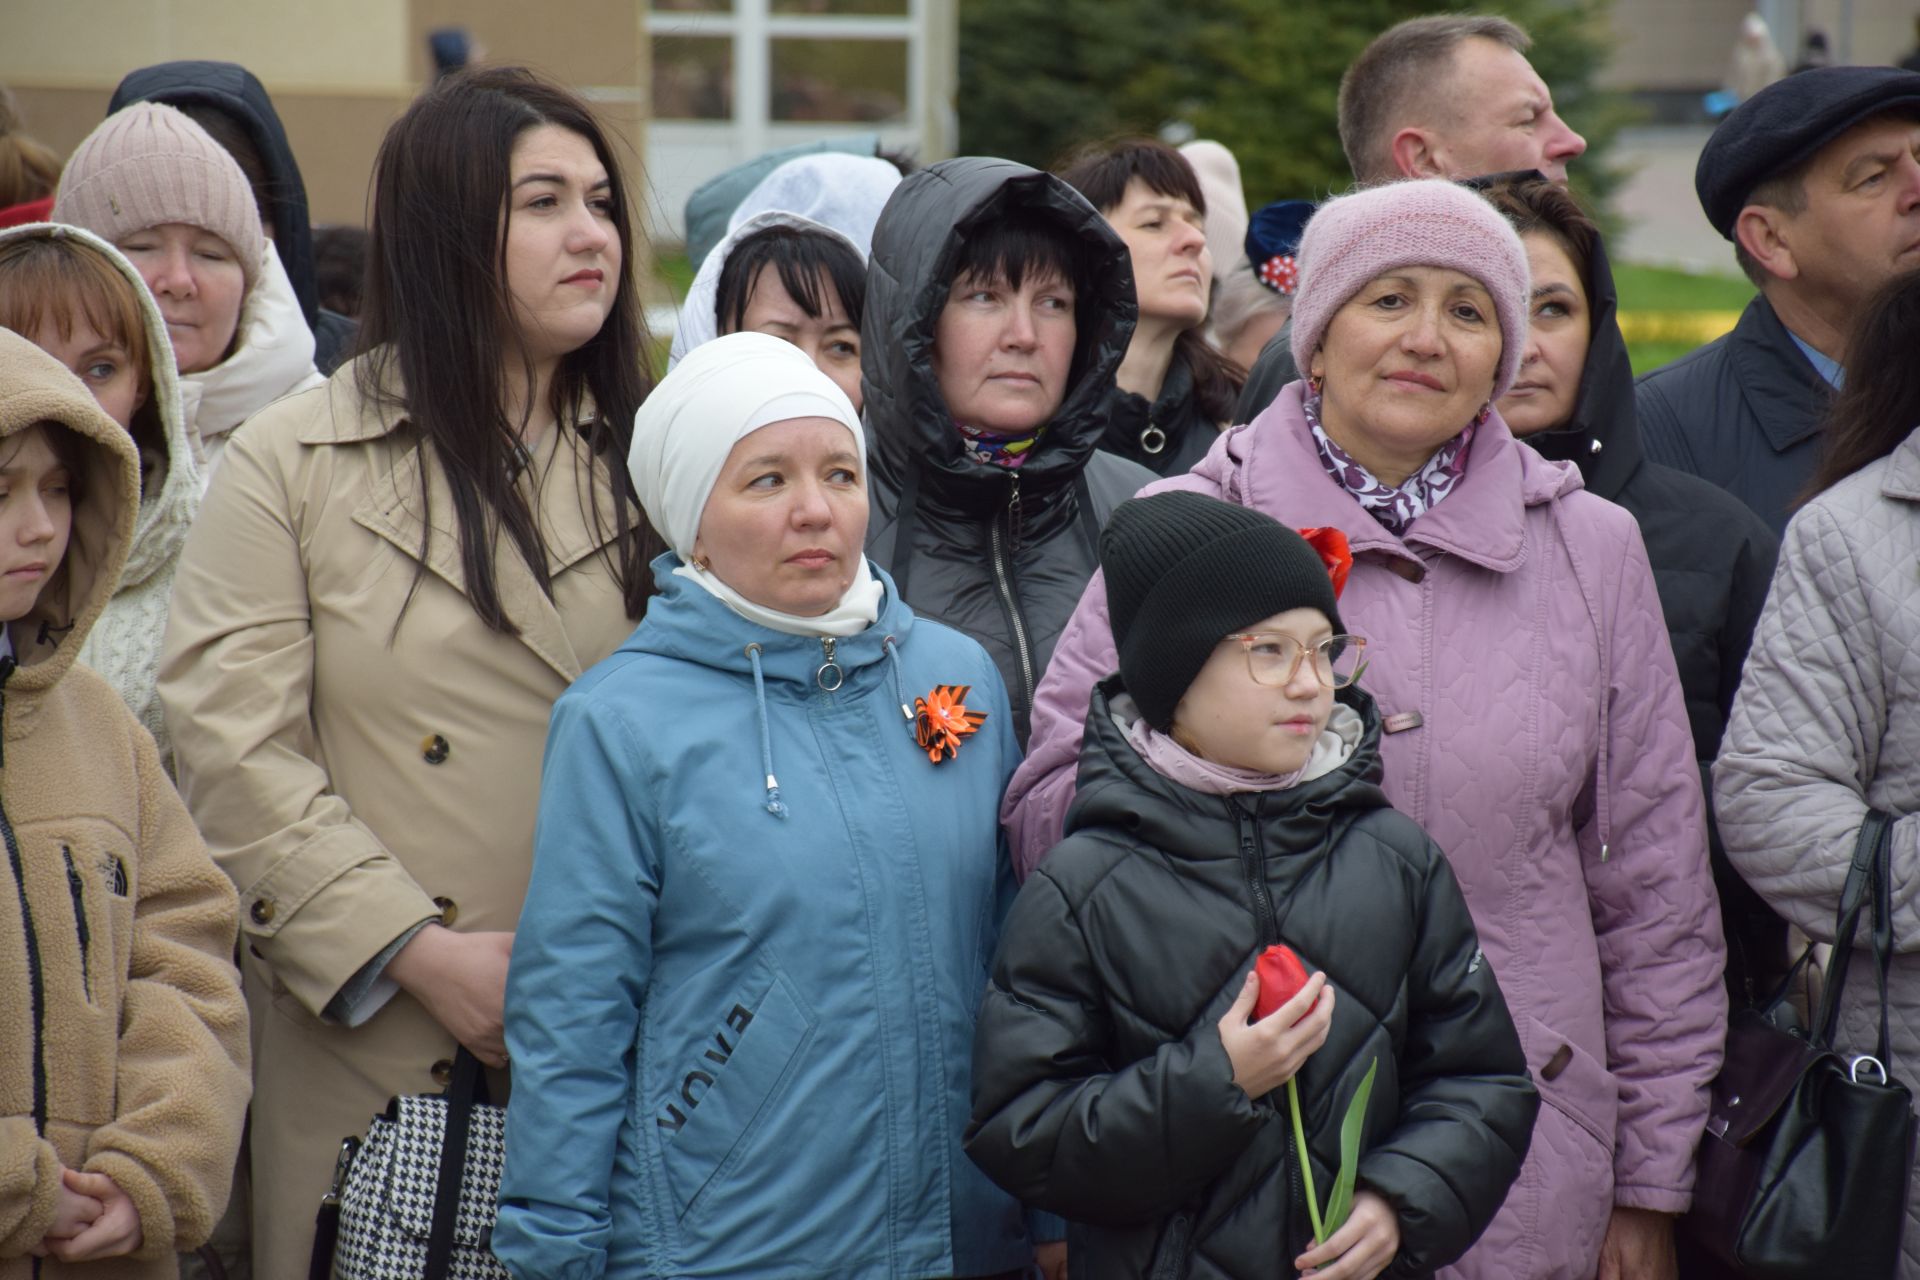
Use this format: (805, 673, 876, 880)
(1638, 66, 1920, 533)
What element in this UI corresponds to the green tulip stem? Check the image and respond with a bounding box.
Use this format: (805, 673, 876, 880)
(1287, 1076, 1327, 1245)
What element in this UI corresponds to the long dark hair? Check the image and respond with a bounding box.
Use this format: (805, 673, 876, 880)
(1801, 268, 1920, 505)
(1054, 136, 1243, 422)
(355, 66, 657, 634)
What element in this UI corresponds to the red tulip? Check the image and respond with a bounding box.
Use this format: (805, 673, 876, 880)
(1254, 944, 1319, 1023)
(1297, 527, 1353, 598)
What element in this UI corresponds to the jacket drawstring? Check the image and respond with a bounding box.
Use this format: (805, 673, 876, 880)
(745, 643, 787, 819)
(1548, 496, 1613, 857)
(883, 635, 915, 735)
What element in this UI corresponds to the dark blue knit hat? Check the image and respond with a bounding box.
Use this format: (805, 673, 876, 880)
(1244, 199, 1316, 295)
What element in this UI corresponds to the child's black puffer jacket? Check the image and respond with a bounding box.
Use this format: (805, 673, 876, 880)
(968, 677, 1538, 1279)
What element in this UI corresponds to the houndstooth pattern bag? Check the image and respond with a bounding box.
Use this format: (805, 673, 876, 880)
(310, 1049, 511, 1280)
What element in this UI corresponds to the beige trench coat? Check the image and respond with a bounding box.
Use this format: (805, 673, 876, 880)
(157, 361, 638, 1278)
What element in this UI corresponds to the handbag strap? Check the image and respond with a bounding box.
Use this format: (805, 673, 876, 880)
(1871, 808, 1897, 1065)
(1815, 810, 1894, 1051)
(423, 1047, 486, 1278)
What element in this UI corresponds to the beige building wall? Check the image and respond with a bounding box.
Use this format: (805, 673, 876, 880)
(1602, 0, 1917, 92)
(1600, 0, 1752, 91)
(2, 0, 647, 229)
(1799, 0, 1917, 63)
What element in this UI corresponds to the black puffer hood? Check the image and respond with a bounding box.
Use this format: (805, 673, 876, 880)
(861, 157, 1137, 510)
(1483, 171, 1642, 501)
(109, 61, 320, 331)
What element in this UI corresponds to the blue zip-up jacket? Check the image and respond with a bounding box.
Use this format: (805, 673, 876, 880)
(494, 560, 1031, 1279)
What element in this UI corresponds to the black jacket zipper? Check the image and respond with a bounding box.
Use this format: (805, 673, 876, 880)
(0, 659, 45, 1139)
(1150, 1210, 1193, 1279)
(988, 474, 1037, 716)
(62, 845, 92, 1003)
(1232, 797, 1279, 944)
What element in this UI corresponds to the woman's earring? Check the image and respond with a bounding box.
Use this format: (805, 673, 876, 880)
(1475, 401, 1492, 425)
(1308, 372, 1324, 396)
(693, 553, 711, 572)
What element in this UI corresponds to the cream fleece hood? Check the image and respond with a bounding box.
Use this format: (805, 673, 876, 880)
(0, 327, 138, 696)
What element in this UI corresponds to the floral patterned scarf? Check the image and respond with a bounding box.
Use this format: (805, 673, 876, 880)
(957, 421, 1044, 469)
(1304, 391, 1480, 536)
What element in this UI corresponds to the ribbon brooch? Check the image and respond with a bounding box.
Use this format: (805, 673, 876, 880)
(913, 685, 988, 764)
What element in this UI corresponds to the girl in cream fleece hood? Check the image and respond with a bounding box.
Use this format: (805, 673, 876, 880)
(0, 328, 249, 1276)
(0, 222, 200, 763)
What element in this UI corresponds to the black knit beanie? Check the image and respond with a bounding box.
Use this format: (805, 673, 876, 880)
(1103, 491, 1346, 731)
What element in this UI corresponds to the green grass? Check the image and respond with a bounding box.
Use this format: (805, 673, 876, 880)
(1614, 263, 1754, 313)
(1613, 263, 1754, 375)
(655, 250, 695, 302)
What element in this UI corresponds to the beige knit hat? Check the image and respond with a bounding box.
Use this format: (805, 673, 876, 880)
(52, 102, 264, 291)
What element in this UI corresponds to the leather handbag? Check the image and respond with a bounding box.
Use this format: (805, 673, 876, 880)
(308, 1048, 511, 1280)
(1687, 810, 1917, 1278)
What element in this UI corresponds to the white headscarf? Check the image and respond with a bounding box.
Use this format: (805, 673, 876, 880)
(736, 151, 899, 256)
(630, 331, 883, 636)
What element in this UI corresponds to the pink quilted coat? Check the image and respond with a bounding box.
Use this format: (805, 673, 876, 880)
(1714, 433, 1920, 1279)
(1005, 382, 1727, 1279)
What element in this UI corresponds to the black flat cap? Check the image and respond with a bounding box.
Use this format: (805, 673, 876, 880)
(1696, 65, 1920, 240)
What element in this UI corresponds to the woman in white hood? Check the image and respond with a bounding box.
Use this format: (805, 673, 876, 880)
(670, 151, 900, 409)
(52, 101, 322, 475)
(0, 222, 199, 761)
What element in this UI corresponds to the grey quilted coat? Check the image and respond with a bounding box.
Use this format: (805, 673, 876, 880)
(1715, 430, 1920, 1277)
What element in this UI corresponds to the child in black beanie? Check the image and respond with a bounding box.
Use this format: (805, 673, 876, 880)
(968, 490, 1537, 1280)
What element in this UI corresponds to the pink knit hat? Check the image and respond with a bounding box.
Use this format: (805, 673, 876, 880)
(52, 102, 264, 292)
(1289, 179, 1531, 400)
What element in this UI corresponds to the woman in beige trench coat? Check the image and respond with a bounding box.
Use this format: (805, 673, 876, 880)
(156, 68, 657, 1278)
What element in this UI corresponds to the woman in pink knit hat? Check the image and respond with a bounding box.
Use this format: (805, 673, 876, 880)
(1005, 179, 1726, 1280)
(52, 101, 321, 475)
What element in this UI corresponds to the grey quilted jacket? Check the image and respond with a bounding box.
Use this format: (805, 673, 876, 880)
(1714, 430, 1920, 1277)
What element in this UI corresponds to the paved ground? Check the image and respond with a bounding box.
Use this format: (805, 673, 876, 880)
(1610, 124, 1735, 272)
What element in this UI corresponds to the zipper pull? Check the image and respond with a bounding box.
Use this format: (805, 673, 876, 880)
(1007, 474, 1022, 549)
(816, 637, 844, 692)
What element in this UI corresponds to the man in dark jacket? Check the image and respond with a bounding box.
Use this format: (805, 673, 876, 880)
(109, 61, 358, 373)
(1235, 12, 1583, 421)
(863, 157, 1154, 744)
(1637, 65, 1920, 534)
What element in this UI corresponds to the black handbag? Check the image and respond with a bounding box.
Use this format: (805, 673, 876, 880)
(307, 1048, 510, 1280)
(1687, 809, 1917, 1278)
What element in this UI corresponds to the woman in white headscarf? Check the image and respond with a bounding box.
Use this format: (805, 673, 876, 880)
(494, 332, 1051, 1279)
(670, 152, 899, 408)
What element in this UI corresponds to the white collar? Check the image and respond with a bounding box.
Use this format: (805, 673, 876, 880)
(674, 556, 884, 638)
